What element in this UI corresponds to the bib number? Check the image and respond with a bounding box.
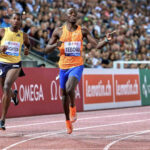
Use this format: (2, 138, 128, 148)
(4, 41, 20, 56)
(64, 41, 81, 56)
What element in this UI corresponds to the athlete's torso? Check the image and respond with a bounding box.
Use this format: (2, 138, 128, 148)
(0, 27, 24, 63)
(58, 24, 83, 69)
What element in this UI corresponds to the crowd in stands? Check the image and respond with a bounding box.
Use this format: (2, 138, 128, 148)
(0, 0, 150, 68)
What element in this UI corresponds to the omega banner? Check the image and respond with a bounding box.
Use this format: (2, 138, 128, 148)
(83, 69, 141, 110)
(0, 68, 83, 118)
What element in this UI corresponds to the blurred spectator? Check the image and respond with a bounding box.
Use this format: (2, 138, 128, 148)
(23, 18, 33, 33)
(100, 49, 111, 68)
(32, 29, 45, 55)
(0, 15, 10, 27)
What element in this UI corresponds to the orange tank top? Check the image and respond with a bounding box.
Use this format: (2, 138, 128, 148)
(58, 24, 83, 69)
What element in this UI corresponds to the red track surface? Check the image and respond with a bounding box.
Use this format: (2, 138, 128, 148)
(1, 106, 150, 150)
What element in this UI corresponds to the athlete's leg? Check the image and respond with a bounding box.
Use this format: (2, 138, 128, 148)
(1, 68, 21, 122)
(61, 88, 73, 134)
(59, 68, 74, 134)
(66, 76, 78, 123)
(59, 67, 82, 133)
(0, 77, 6, 129)
(66, 76, 78, 107)
(66, 65, 84, 108)
(59, 68, 71, 120)
(61, 89, 70, 120)
(0, 78, 15, 100)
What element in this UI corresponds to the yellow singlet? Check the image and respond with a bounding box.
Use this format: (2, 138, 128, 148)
(0, 27, 23, 63)
(59, 25, 83, 69)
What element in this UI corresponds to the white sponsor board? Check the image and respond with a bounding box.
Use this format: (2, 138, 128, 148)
(83, 69, 141, 110)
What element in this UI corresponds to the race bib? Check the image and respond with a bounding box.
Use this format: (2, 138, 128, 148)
(64, 41, 81, 56)
(4, 41, 20, 56)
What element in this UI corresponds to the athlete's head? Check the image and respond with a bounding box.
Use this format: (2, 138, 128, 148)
(66, 8, 78, 23)
(10, 13, 22, 29)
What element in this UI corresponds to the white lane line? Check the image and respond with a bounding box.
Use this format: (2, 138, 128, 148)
(7, 120, 64, 129)
(103, 130, 150, 150)
(74, 118, 150, 131)
(0, 133, 19, 137)
(24, 132, 51, 137)
(2, 130, 65, 150)
(72, 129, 150, 140)
(7, 111, 150, 129)
(3, 118, 150, 150)
(106, 130, 150, 138)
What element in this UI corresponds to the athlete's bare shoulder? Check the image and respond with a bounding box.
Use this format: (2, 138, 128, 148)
(53, 27, 63, 39)
(0, 28, 5, 39)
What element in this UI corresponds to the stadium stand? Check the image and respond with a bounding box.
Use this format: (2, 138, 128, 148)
(0, 0, 150, 68)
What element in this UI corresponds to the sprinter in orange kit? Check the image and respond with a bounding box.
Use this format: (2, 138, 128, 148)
(45, 8, 114, 134)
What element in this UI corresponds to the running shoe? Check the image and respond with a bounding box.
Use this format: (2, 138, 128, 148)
(11, 90, 19, 106)
(0, 120, 5, 130)
(70, 106, 77, 123)
(66, 120, 73, 134)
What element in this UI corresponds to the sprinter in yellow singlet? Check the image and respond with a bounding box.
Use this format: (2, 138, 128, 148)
(45, 8, 114, 134)
(0, 13, 30, 130)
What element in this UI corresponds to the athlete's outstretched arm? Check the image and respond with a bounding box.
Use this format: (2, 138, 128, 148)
(82, 27, 113, 49)
(23, 33, 30, 55)
(82, 27, 98, 46)
(45, 28, 62, 54)
(96, 32, 115, 49)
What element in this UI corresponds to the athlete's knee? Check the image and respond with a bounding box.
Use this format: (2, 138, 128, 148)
(62, 94, 69, 101)
(66, 83, 75, 95)
(62, 95, 66, 101)
(3, 85, 11, 94)
(3, 83, 11, 93)
(66, 86, 74, 95)
(61, 89, 70, 101)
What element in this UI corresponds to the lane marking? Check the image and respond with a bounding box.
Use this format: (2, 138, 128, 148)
(103, 130, 150, 150)
(2, 130, 65, 150)
(106, 130, 150, 138)
(3, 118, 150, 150)
(24, 131, 52, 137)
(0, 133, 19, 137)
(7, 111, 150, 129)
(74, 118, 150, 131)
(7, 120, 64, 129)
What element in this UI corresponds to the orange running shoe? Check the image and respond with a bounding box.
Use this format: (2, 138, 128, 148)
(66, 120, 73, 134)
(70, 106, 77, 123)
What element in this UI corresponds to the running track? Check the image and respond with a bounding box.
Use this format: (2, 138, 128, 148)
(1, 106, 150, 150)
